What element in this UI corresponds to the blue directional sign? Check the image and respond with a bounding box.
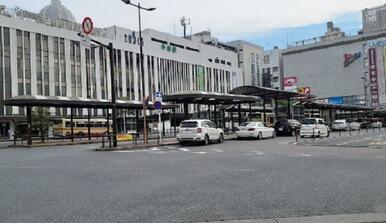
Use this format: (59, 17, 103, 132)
(154, 101, 162, 110)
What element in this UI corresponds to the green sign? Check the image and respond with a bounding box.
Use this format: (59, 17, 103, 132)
(161, 44, 177, 53)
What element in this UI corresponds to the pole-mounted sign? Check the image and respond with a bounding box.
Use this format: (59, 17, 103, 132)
(82, 17, 94, 35)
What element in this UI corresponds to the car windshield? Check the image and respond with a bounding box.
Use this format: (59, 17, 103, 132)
(240, 122, 257, 127)
(302, 119, 316, 125)
(180, 122, 198, 128)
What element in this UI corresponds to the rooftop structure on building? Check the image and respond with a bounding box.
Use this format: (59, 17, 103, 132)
(363, 4, 386, 34)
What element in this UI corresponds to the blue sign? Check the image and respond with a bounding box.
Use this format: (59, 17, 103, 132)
(154, 101, 162, 110)
(328, 97, 343, 105)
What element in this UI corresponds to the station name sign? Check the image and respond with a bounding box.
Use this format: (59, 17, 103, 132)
(343, 52, 361, 67)
(124, 31, 141, 46)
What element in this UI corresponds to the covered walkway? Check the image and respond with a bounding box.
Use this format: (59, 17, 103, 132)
(4, 95, 178, 146)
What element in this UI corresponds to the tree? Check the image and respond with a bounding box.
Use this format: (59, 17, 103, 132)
(32, 107, 51, 142)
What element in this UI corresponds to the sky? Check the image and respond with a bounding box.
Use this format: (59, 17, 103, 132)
(3, 0, 386, 49)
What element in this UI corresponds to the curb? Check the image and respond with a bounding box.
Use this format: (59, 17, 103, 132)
(95, 141, 179, 152)
(200, 212, 386, 223)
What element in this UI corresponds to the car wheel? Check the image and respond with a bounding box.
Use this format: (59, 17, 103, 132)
(180, 141, 186, 146)
(203, 135, 209, 145)
(257, 132, 263, 140)
(272, 131, 276, 138)
(218, 133, 224, 143)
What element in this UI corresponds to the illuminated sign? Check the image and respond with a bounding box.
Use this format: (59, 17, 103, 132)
(343, 52, 361, 67)
(369, 48, 379, 107)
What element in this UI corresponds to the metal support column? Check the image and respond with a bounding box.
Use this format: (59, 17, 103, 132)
(70, 107, 74, 142)
(27, 106, 32, 146)
(183, 103, 189, 120)
(287, 98, 291, 119)
(230, 112, 234, 132)
(274, 98, 279, 120)
(263, 98, 266, 124)
(173, 108, 177, 136)
(214, 105, 218, 127)
(88, 108, 91, 141)
(238, 104, 242, 125)
(249, 103, 252, 122)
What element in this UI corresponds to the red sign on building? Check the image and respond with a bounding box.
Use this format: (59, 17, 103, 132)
(369, 48, 379, 107)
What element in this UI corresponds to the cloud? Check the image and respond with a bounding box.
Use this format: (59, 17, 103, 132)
(4, 0, 386, 39)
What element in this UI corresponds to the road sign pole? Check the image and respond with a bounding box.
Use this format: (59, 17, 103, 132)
(158, 112, 162, 143)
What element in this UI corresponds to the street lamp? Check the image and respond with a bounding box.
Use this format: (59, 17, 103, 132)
(121, 0, 155, 145)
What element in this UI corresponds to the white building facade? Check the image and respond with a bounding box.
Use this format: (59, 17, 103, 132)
(0, 2, 242, 138)
(262, 47, 283, 90)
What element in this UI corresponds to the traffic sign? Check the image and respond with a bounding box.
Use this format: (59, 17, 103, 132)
(82, 17, 94, 35)
(154, 101, 162, 110)
(80, 35, 91, 49)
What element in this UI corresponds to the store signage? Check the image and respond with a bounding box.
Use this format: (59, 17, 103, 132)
(298, 87, 311, 95)
(369, 48, 380, 107)
(328, 97, 344, 105)
(161, 44, 177, 53)
(263, 55, 270, 64)
(124, 32, 141, 46)
(368, 38, 386, 48)
(343, 52, 361, 67)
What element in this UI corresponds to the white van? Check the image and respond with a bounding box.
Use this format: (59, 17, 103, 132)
(300, 118, 330, 138)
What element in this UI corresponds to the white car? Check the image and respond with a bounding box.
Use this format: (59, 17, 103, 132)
(371, 121, 383, 128)
(300, 118, 330, 138)
(236, 122, 276, 140)
(177, 120, 224, 145)
(348, 121, 361, 130)
(332, 120, 350, 131)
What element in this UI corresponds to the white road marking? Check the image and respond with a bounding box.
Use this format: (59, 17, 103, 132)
(178, 148, 191, 152)
(193, 152, 207, 154)
(150, 147, 160, 151)
(251, 151, 265, 155)
(210, 149, 223, 153)
(288, 153, 313, 157)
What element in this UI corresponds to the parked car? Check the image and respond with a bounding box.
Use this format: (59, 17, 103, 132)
(371, 120, 383, 128)
(300, 118, 330, 138)
(177, 120, 224, 145)
(236, 122, 276, 140)
(347, 119, 361, 130)
(331, 120, 350, 131)
(274, 119, 301, 136)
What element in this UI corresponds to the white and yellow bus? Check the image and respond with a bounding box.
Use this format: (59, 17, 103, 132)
(53, 118, 111, 138)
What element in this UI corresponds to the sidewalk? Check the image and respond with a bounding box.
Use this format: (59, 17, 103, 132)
(202, 212, 386, 223)
(96, 134, 237, 151)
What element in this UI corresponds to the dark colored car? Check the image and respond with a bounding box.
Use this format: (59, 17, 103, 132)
(274, 119, 301, 136)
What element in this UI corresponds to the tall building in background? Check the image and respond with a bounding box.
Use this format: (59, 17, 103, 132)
(262, 46, 283, 90)
(363, 4, 386, 34)
(226, 40, 264, 87)
(0, 0, 242, 138)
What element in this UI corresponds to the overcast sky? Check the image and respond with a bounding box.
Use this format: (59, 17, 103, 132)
(3, 0, 386, 47)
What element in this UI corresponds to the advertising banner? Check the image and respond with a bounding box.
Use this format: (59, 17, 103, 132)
(283, 76, 298, 92)
(369, 48, 380, 107)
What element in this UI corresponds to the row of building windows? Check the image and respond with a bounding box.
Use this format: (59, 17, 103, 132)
(0, 27, 234, 116)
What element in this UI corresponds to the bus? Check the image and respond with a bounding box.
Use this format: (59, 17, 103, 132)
(53, 118, 111, 138)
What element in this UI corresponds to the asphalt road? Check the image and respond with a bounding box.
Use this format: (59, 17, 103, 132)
(1, 134, 386, 223)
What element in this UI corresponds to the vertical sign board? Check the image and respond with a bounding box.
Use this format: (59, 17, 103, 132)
(197, 66, 205, 91)
(369, 48, 380, 107)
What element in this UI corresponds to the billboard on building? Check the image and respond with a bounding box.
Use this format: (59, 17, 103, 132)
(328, 97, 343, 105)
(283, 76, 297, 92)
(369, 48, 380, 107)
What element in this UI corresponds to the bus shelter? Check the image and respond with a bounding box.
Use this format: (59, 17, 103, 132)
(295, 101, 374, 125)
(230, 86, 304, 120)
(4, 95, 178, 145)
(163, 91, 261, 130)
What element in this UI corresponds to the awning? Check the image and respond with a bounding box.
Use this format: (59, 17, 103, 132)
(3, 95, 179, 110)
(163, 91, 260, 105)
(230, 86, 304, 99)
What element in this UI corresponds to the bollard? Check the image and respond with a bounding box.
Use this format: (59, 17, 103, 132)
(108, 134, 112, 148)
(102, 135, 105, 148)
(295, 128, 298, 143)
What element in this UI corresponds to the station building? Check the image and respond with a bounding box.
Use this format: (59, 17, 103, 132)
(0, 0, 242, 138)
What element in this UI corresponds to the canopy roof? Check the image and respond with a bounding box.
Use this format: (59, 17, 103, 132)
(295, 101, 374, 111)
(3, 95, 178, 110)
(163, 91, 260, 105)
(230, 86, 303, 99)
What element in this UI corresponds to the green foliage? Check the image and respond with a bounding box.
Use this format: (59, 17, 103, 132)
(32, 107, 52, 137)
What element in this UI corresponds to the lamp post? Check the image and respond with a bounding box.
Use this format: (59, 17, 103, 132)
(121, 0, 156, 144)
